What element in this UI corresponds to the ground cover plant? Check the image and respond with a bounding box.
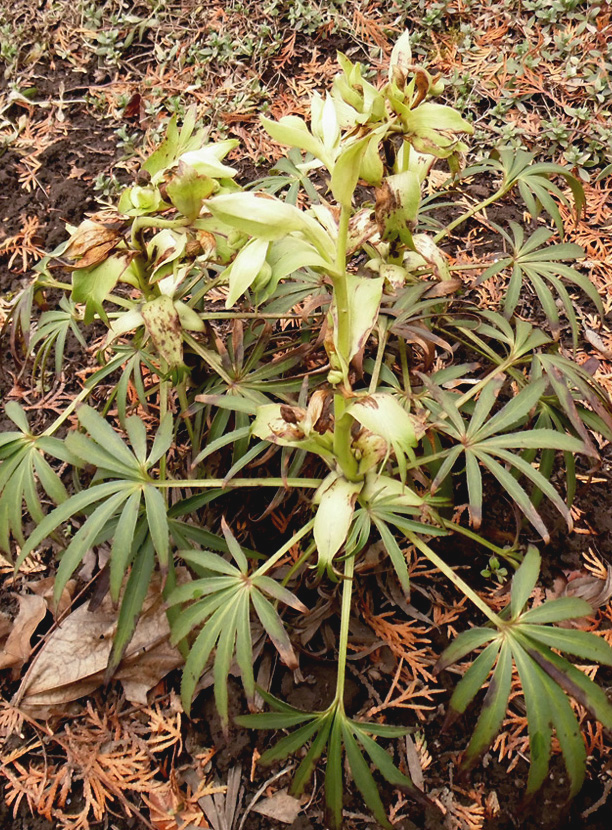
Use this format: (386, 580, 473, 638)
(2, 3, 612, 830)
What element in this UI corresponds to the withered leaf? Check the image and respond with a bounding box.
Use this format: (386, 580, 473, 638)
(0, 594, 47, 673)
(63, 217, 125, 269)
(16, 577, 182, 715)
(252, 789, 301, 824)
(141, 294, 184, 368)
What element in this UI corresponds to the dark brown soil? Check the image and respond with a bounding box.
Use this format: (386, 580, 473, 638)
(0, 61, 127, 295)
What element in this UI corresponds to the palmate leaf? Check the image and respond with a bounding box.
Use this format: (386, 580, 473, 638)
(167, 519, 306, 724)
(28, 296, 86, 382)
(88, 344, 158, 427)
(428, 379, 586, 541)
(468, 148, 585, 236)
(477, 222, 600, 347)
(534, 352, 612, 444)
(15, 406, 174, 606)
(238, 696, 425, 829)
(106, 527, 156, 679)
(0, 402, 79, 555)
(435, 547, 612, 798)
(444, 313, 551, 376)
(7, 405, 177, 686)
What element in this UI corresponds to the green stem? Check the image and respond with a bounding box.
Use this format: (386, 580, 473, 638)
(409, 534, 505, 628)
(455, 354, 517, 409)
(281, 541, 316, 587)
(334, 552, 355, 708)
(155, 477, 323, 489)
(158, 374, 169, 482)
(329, 203, 361, 482)
(398, 337, 411, 398)
(439, 519, 521, 568)
(331, 204, 352, 381)
(38, 278, 74, 291)
(432, 188, 509, 245)
(201, 312, 322, 320)
(42, 385, 92, 437)
(254, 519, 315, 578)
(177, 382, 196, 449)
(130, 215, 191, 250)
(333, 396, 360, 481)
(448, 262, 496, 271)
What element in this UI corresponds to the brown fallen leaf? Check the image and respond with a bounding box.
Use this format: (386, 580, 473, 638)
(28, 575, 75, 617)
(0, 611, 12, 640)
(562, 566, 612, 609)
(251, 789, 301, 824)
(548, 565, 612, 629)
(15, 576, 183, 716)
(0, 594, 47, 674)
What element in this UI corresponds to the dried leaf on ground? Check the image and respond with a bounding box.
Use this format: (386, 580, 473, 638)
(28, 575, 76, 617)
(0, 612, 12, 640)
(252, 788, 301, 824)
(0, 594, 47, 673)
(548, 564, 612, 628)
(1, 699, 182, 830)
(16, 578, 182, 715)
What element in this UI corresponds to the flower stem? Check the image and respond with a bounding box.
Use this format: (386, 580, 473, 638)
(333, 396, 360, 481)
(331, 204, 352, 383)
(42, 385, 92, 437)
(440, 520, 521, 568)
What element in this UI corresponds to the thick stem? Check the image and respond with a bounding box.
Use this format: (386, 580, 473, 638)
(333, 396, 360, 481)
(334, 552, 355, 709)
(130, 215, 191, 250)
(158, 375, 169, 481)
(331, 204, 352, 381)
(330, 205, 362, 481)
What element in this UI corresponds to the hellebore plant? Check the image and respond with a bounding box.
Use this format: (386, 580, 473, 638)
(4, 31, 612, 826)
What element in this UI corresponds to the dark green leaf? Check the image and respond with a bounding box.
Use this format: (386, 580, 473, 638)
(106, 535, 155, 679)
(342, 721, 391, 829)
(435, 627, 499, 673)
(181, 602, 236, 715)
(110, 489, 143, 602)
(462, 640, 512, 770)
(521, 625, 612, 666)
(291, 713, 334, 796)
(510, 638, 553, 794)
(445, 640, 501, 729)
(144, 484, 169, 568)
(520, 597, 593, 624)
(54, 489, 130, 603)
(511, 546, 540, 618)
